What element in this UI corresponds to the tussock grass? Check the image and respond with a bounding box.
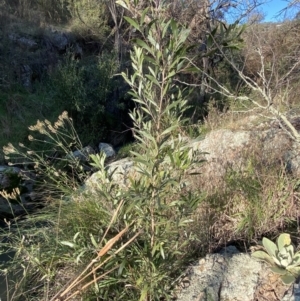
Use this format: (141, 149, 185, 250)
(186, 134, 300, 252)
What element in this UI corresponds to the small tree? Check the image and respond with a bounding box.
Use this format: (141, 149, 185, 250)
(96, 0, 203, 299)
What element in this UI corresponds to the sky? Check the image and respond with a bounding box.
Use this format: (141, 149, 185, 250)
(224, 0, 294, 23)
(260, 0, 291, 22)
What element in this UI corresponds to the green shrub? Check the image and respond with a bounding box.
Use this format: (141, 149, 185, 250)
(68, 0, 110, 41)
(48, 51, 119, 144)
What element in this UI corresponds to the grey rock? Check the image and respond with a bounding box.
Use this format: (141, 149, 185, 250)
(191, 128, 294, 180)
(282, 282, 300, 301)
(176, 246, 262, 301)
(87, 125, 300, 194)
(284, 143, 300, 176)
(68, 146, 95, 162)
(106, 158, 134, 184)
(175, 246, 300, 301)
(191, 129, 252, 172)
(85, 158, 134, 192)
(99, 143, 116, 158)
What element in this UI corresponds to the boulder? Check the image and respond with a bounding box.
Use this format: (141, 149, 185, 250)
(99, 143, 116, 158)
(191, 127, 293, 181)
(69, 146, 95, 162)
(284, 143, 300, 176)
(85, 158, 135, 192)
(47, 28, 72, 51)
(175, 246, 300, 301)
(86, 124, 300, 193)
(7, 27, 82, 88)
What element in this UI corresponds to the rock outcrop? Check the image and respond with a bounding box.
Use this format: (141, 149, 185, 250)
(86, 125, 296, 190)
(7, 28, 83, 89)
(175, 246, 300, 301)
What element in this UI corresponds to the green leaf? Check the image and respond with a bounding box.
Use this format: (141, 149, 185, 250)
(291, 251, 300, 266)
(277, 233, 291, 251)
(170, 19, 178, 37)
(124, 16, 140, 32)
(135, 39, 152, 54)
(161, 125, 178, 136)
(207, 35, 213, 48)
(148, 34, 159, 49)
(252, 250, 274, 265)
(160, 243, 165, 259)
(165, 70, 176, 80)
(210, 26, 218, 37)
(270, 266, 287, 275)
(286, 244, 294, 258)
(262, 237, 278, 257)
(73, 231, 81, 242)
(140, 106, 152, 116)
(140, 8, 149, 26)
(148, 66, 158, 78)
(162, 19, 172, 39)
(281, 274, 295, 285)
(178, 28, 190, 45)
(144, 55, 156, 65)
(286, 266, 300, 275)
(60, 241, 76, 249)
(90, 234, 98, 248)
(139, 130, 157, 144)
(145, 74, 160, 86)
(116, 0, 129, 10)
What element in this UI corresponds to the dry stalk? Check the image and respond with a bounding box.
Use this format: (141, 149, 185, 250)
(50, 200, 140, 301)
(62, 230, 141, 301)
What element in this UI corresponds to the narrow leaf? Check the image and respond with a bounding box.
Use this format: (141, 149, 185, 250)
(124, 16, 140, 32)
(161, 125, 178, 136)
(116, 0, 129, 10)
(170, 19, 178, 37)
(140, 8, 149, 26)
(162, 19, 172, 39)
(90, 234, 98, 248)
(145, 74, 160, 86)
(135, 39, 152, 54)
(60, 241, 76, 249)
(287, 266, 300, 276)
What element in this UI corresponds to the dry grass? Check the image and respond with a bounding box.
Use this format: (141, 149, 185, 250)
(50, 226, 140, 301)
(186, 126, 300, 252)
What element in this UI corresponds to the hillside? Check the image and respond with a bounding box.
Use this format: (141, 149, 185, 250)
(1, 0, 300, 300)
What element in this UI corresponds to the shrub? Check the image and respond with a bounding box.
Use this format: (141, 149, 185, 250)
(48, 51, 119, 144)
